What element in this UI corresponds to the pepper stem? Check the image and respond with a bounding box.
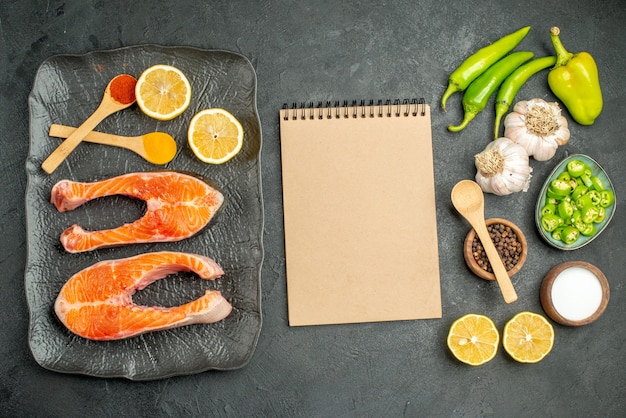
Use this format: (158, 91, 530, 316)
(550, 27, 574, 67)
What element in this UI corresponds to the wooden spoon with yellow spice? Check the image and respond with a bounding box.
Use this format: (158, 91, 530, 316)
(49, 124, 177, 165)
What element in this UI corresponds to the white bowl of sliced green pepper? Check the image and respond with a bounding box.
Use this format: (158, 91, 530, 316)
(536, 154, 616, 250)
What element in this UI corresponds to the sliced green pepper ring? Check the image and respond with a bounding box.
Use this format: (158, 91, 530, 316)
(548, 179, 572, 197)
(551, 226, 566, 241)
(571, 185, 588, 201)
(566, 159, 588, 178)
(541, 204, 557, 216)
(541, 213, 562, 232)
(600, 190, 615, 208)
(557, 200, 574, 219)
(579, 222, 596, 237)
(557, 171, 571, 182)
(581, 204, 599, 224)
(594, 206, 606, 223)
(577, 190, 601, 208)
(545, 196, 560, 206)
(561, 226, 580, 244)
(581, 173, 593, 188)
(590, 176, 605, 191)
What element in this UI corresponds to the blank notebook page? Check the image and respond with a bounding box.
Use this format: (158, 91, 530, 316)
(279, 102, 441, 326)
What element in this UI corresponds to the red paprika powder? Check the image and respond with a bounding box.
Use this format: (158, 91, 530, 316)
(109, 74, 137, 104)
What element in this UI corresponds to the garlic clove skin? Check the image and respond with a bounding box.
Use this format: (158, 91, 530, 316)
(475, 137, 533, 196)
(504, 98, 570, 161)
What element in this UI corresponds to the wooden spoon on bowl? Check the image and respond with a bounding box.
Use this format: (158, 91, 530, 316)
(451, 179, 518, 304)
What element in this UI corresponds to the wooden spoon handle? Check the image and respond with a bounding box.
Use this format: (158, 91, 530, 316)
(41, 105, 108, 174)
(474, 222, 518, 303)
(41, 95, 131, 174)
(49, 124, 138, 151)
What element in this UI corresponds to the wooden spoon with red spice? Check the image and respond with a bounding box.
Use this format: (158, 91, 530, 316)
(41, 74, 137, 174)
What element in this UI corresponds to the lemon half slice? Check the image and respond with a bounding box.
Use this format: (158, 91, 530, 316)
(447, 314, 500, 366)
(135, 64, 191, 120)
(503, 312, 555, 363)
(188, 108, 244, 164)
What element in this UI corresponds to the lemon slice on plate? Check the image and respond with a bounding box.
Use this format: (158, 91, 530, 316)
(135, 64, 191, 120)
(447, 314, 499, 366)
(188, 108, 244, 164)
(503, 311, 555, 363)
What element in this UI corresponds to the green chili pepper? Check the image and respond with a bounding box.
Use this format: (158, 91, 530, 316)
(448, 51, 534, 132)
(493, 55, 556, 138)
(548, 27, 603, 125)
(599, 190, 615, 207)
(541, 213, 562, 232)
(566, 159, 588, 178)
(561, 226, 579, 245)
(441, 26, 531, 111)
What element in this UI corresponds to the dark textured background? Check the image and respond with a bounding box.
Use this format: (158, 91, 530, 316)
(2, 0, 625, 416)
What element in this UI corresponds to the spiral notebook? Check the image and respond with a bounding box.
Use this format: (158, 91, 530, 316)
(279, 99, 441, 326)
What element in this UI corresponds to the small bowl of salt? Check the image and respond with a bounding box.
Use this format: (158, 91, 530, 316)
(540, 261, 610, 326)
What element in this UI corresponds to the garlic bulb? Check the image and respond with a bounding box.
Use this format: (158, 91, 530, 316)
(503, 98, 570, 161)
(475, 137, 533, 196)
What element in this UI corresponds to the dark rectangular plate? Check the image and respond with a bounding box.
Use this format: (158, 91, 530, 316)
(25, 45, 263, 380)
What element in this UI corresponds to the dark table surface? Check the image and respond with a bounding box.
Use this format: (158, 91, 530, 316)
(2, 0, 625, 416)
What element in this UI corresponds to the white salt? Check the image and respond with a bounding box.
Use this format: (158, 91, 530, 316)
(551, 266, 603, 321)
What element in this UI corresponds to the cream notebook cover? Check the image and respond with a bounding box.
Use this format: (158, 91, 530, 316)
(279, 100, 441, 326)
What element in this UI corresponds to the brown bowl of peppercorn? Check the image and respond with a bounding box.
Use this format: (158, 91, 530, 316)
(463, 217, 528, 281)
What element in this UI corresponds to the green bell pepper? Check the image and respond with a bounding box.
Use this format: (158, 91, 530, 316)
(548, 27, 603, 125)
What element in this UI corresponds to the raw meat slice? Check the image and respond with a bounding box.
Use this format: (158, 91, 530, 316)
(54, 251, 232, 340)
(51, 171, 224, 253)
